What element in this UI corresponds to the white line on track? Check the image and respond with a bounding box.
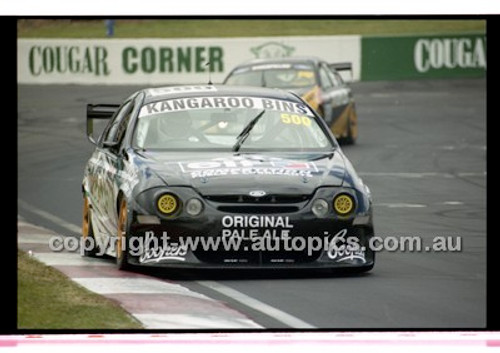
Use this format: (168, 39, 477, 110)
(18, 198, 81, 234)
(375, 203, 427, 208)
(358, 172, 486, 178)
(18, 199, 313, 329)
(443, 201, 465, 206)
(457, 172, 487, 177)
(198, 280, 317, 329)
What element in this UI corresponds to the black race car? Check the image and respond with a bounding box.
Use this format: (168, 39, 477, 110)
(224, 57, 358, 144)
(82, 85, 374, 272)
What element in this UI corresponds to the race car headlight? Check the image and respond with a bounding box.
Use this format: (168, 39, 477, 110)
(312, 198, 329, 218)
(186, 198, 203, 216)
(333, 193, 355, 215)
(157, 193, 180, 215)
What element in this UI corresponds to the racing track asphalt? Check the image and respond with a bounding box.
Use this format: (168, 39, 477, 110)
(18, 79, 486, 329)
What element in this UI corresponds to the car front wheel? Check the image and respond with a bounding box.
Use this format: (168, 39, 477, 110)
(82, 195, 99, 257)
(116, 198, 131, 270)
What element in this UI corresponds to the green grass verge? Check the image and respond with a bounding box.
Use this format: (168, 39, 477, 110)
(17, 19, 485, 39)
(18, 250, 143, 329)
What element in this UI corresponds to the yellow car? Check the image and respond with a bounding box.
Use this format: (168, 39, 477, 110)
(224, 57, 358, 144)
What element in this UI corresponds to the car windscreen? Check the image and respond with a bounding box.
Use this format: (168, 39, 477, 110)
(225, 64, 317, 89)
(133, 95, 333, 151)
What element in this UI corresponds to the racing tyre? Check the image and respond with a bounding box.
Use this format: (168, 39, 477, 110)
(346, 263, 374, 274)
(82, 196, 99, 257)
(340, 118, 356, 145)
(116, 198, 131, 270)
(330, 263, 374, 276)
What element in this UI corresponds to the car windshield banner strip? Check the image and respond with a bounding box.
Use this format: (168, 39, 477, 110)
(139, 96, 314, 117)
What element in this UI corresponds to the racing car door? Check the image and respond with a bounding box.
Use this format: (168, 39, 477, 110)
(92, 99, 135, 236)
(317, 62, 350, 127)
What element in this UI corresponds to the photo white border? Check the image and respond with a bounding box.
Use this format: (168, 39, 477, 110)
(3, 0, 500, 15)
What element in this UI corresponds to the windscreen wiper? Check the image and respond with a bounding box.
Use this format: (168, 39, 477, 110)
(232, 109, 266, 152)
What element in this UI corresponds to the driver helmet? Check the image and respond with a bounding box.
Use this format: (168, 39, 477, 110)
(157, 112, 193, 138)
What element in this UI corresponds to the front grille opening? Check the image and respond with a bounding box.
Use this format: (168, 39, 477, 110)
(206, 194, 310, 204)
(217, 206, 299, 214)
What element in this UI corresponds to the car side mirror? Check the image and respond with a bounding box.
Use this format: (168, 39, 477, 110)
(102, 140, 121, 154)
(86, 118, 98, 145)
(102, 140, 119, 148)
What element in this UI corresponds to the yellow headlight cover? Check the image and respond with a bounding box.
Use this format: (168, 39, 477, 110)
(157, 194, 178, 214)
(333, 194, 354, 215)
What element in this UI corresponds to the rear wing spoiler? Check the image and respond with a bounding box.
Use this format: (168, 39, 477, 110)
(329, 62, 352, 72)
(86, 104, 120, 144)
(87, 104, 120, 119)
(328, 62, 353, 82)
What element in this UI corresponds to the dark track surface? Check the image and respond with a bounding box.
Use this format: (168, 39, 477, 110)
(18, 79, 486, 328)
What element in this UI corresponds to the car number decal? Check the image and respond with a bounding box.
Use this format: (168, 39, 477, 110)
(280, 113, 312, 126)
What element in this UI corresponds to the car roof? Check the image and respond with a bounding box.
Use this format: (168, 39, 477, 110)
(140, 85, 302, 104)
(233, 56, 323, 68)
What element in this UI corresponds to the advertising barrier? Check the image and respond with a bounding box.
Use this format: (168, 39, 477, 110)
(18, 36, 361, 85)
(18, 33, 486, 84)
(361, 33, 486, 81)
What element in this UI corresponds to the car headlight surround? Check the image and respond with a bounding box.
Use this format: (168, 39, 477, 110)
(185, 198, 203, 216)
(333, 193, 355, 215)
(157, 193, 180, 215)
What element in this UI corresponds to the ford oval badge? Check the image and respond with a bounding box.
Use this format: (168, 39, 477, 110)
(249, 190, 266, 197)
